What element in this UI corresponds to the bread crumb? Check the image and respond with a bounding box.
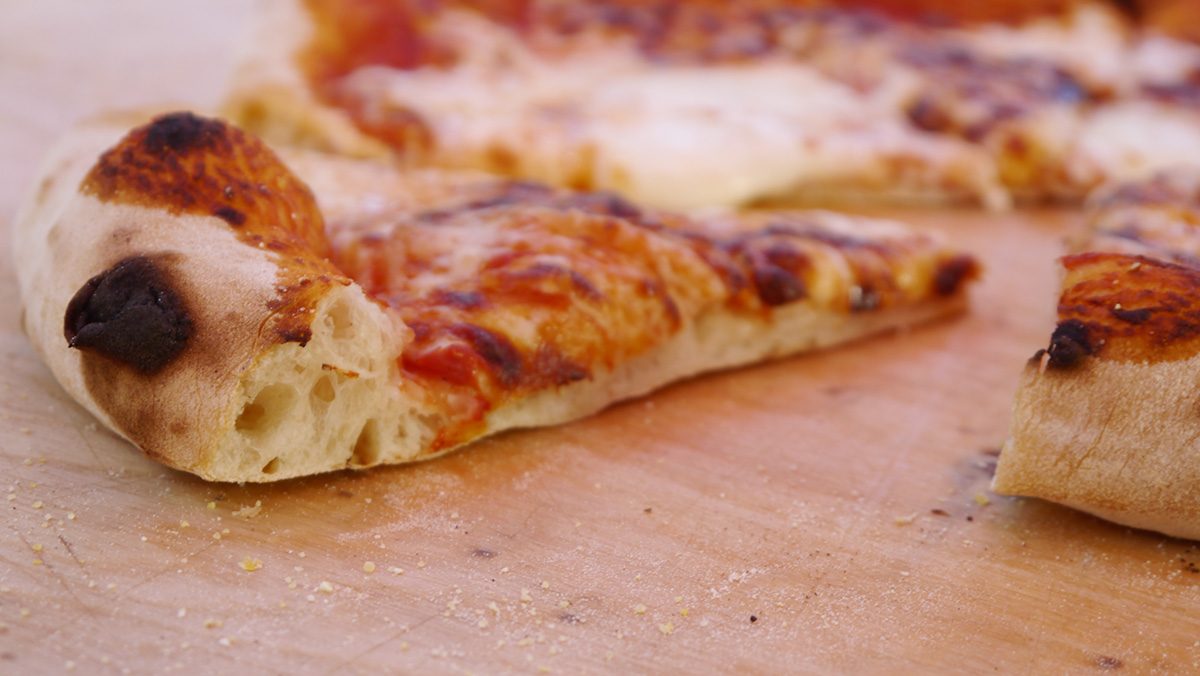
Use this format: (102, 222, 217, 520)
(317, 580, 334, 594)
(218, 637, 232, 647)
(658, 622, 674, 635)
(633, 604, 647, 615)
(31, 543, 42, 552)
(973, 493, 991, 507)
(66, 512, 76, 521)
(477, 618, 489, 629)
(233, 500, 262, 519)
(680, 608, 690, 617)
(362, 561, 376, 574)
(206, 501, 216, 510)
(18, 608, 30, 618)
(177, 608, 187, 618)
(894, 513, 918, 526)
(500, 566, 510, 574)
(520, 588, 533, 603)
(32, 501, 43, 509)
(239, 557, 262, 572)
(32, 559, 43, 566)
(417, 560, 427, 568)
(541, 581, 550, 590)
(204, 619, 222, 629)
(212, 532, 221, 540)
(558, 600, 570, 609)
(387, 566, 404, 575)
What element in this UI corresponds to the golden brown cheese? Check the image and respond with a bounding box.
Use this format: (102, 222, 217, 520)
(332, 180, 977, 449)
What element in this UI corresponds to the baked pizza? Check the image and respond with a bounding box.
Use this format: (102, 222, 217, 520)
(226, 0, 1200, 211)
(13, 112, 978, 482)
(995, 169, 1200, 540)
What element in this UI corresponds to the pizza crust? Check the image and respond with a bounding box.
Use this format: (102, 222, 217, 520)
(996, 357, 1200, 540)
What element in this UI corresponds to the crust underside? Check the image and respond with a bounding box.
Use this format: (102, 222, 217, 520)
(996, 346, 1200, 541)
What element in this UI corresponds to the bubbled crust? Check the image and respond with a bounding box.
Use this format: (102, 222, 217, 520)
(1043, 253, 1200, 366)
(13, 112, 363, 476)
(82, 112, 350, 346)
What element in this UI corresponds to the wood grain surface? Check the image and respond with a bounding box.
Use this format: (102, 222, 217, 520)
(2, 2, 1199, 674)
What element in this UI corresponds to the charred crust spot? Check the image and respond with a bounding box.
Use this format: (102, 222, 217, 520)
(531, 345, 590, 387)
(451, 323, 523, 388)
(64, 256, 192, 374)
(142, 112, 225, 154)
(1045, 319, 1093, 370)
(213, 205, 246, 226)
(850, 285, 880, 312)
(934, 255, 979, 296)
(1111, 306, 1152, 324)
(433, 289, 487, 310)
(752, 263, 806, 307)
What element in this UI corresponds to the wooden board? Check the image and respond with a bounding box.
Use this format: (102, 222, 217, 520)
(2, 3, 1199, 673)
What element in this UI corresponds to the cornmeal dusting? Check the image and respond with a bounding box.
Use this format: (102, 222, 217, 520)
(233, 500, 263, 519)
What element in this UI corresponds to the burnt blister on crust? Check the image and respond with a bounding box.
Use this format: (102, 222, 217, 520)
(64, 256, 193, 374)
(1044, 319, 1092, 370)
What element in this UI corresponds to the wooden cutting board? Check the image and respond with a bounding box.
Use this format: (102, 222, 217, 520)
(2, 2, 1199, 673)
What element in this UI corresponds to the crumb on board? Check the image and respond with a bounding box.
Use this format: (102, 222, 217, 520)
(30, 543, 42, 552)
(658, 622, 674, 635)
(66, 512, 75, 521)
(317, 580, 334, 594)
(204, 619, 222, 629)
(363, 561, 376, 574)
(233, 500, 263, 519)
(633, 604, 647, 615)
(32, 501, 43, 509)
(239, 557, 262, 572)
(387, 566, 404, 575)
(973, 493, 991, 507)
(180, 520, 190, 528)
(894, 513, 918, 526)
(206, 501, 216, 510)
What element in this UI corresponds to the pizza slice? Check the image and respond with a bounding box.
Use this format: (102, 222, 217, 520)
(994, 169, 1200, 539)
(225, 0, 1014, 210)
(14, 112, 978, 482)
(225, 1, 1200, 210)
